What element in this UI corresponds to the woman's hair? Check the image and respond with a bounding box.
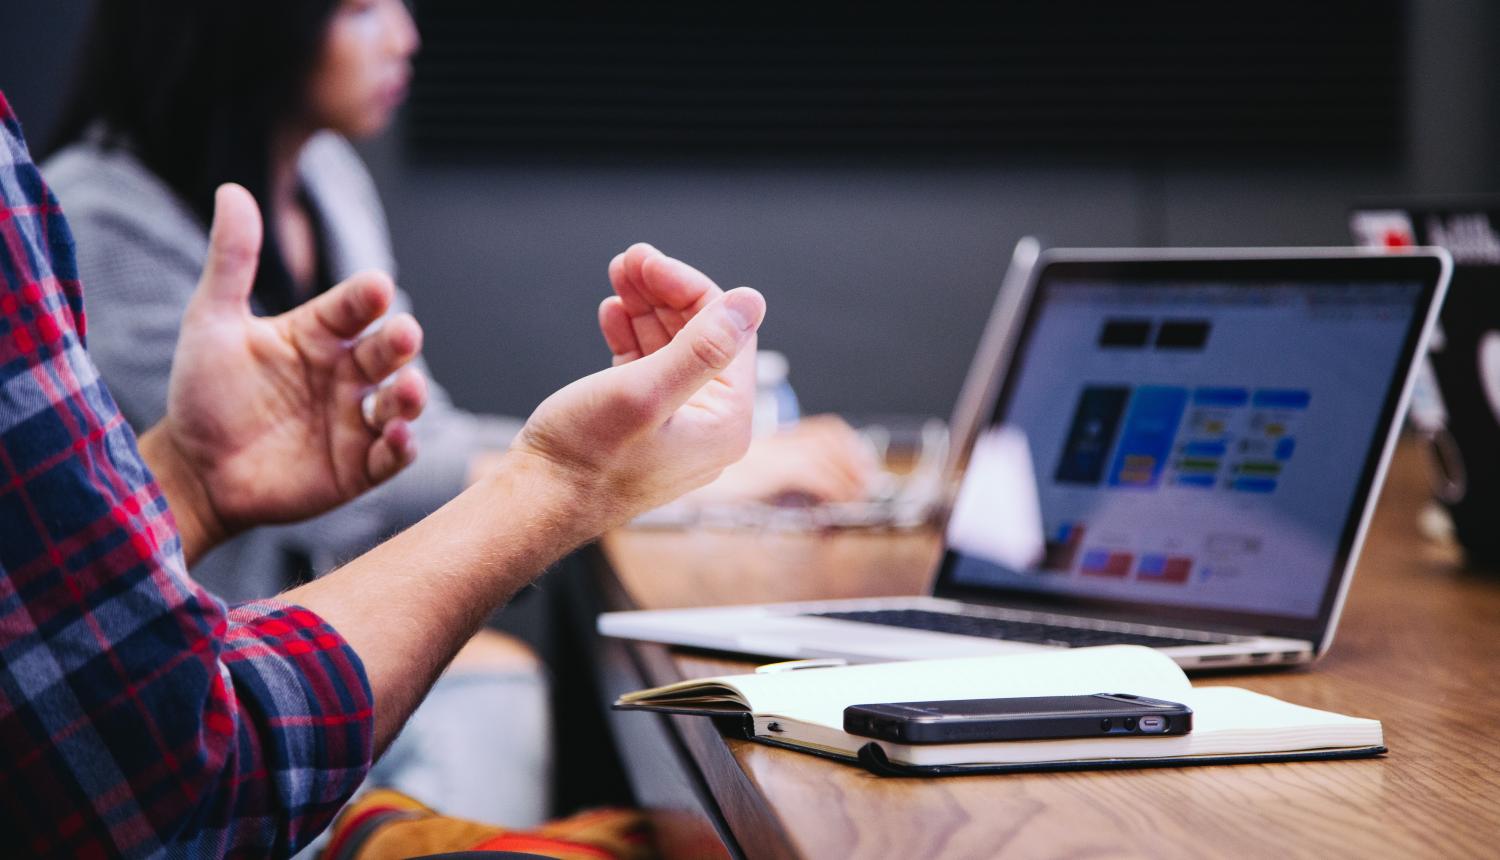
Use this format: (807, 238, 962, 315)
(48, 0, 343, 313)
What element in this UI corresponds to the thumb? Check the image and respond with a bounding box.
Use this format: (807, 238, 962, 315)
(193, 183, 263, 313)
(618, 287, 765, 417)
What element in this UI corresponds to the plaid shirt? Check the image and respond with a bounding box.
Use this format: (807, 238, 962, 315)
(0, 93, 373, 857)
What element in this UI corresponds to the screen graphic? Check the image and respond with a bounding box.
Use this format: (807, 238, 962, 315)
(946, 279, 1423, 620)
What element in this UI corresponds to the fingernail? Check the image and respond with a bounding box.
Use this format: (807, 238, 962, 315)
(723, 289, 764, 332)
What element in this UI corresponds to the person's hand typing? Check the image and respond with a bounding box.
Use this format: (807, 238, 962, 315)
(508, 244, 765, 531)
(139, 184, 428, 562)
(695, 414, 881, 505)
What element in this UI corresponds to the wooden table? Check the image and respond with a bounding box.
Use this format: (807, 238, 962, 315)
(591, 441, 1500, 859)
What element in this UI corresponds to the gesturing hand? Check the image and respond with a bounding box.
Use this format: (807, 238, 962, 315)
(511, 244, 765, 532)
(142, 184, 427, 560)
(602, 246, 876, 506)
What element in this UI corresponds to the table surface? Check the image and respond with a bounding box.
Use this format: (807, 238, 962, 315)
(598, 441, 1500, 859)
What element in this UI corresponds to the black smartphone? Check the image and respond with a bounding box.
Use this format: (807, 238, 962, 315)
(843, 693, 1192, 744)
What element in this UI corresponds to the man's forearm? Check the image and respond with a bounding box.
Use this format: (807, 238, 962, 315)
(138, 422, 228, 567)
(286, 450, 598, 749)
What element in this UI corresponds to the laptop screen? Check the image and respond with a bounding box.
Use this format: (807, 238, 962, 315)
(936, 255, 1443, 640)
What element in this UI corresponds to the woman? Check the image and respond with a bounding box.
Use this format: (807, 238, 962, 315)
(44, 0, 874, 829)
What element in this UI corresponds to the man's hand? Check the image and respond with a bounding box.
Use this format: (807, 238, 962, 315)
(509, 244, 765, 533)
(293, 244, 763, 745)
(140, 184, 428, 563)
(599, 244, 876, 506)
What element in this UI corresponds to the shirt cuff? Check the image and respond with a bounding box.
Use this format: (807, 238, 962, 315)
(221, 599, 375, 851)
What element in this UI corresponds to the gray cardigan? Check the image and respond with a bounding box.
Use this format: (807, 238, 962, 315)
(45, 133, 521, 601)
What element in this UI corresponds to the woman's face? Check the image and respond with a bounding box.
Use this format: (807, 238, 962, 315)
(304, 0, 420, 138)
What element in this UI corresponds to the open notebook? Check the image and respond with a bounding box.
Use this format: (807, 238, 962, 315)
(614, 646, 1385, 775)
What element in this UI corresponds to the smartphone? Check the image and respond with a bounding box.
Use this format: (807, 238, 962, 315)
(843, 693, 1192, 744)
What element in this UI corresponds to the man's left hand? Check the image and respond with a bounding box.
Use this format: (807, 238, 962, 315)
(141, 184, 427, 562)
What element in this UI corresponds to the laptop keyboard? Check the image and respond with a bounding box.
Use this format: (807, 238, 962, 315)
(806, 609, 1225, 648)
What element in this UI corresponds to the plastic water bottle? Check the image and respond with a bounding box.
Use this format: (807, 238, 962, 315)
(754, 351, 800, 437)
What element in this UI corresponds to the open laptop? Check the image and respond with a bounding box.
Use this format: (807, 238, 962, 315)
(600, 248, 1452, 669)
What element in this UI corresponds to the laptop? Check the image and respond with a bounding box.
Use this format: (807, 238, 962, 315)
(600, 248, 1452, 669)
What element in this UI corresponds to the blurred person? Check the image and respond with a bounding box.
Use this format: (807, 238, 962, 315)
(45, 0, 876, 604)
(4, 84, 767, 855)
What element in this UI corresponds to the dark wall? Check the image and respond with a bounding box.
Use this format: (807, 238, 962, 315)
(0, 2, 92, 146)
(4, 2, 1499, 420)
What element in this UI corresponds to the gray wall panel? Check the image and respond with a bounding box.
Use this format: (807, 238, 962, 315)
(371, 162, 1142, 418)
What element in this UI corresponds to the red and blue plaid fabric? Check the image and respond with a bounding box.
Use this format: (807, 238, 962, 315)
(0, 92, 373, 857)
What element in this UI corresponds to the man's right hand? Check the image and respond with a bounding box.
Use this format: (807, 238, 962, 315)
(292, 245, 764, 749)
(509, 246, 765, 532)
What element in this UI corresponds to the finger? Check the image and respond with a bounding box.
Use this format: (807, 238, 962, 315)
(794, 440, 875, 495)
(836, 445, 882, 492)
(367, 419, 418, 485)
(639, 253, 722, 316)
(627, 301, 672, 356)
(652, 304, 688, 340)
(609, 243, 659, 315)
(821, 455, 877, 499)
(641, 253, 721, 342)
(193, 184, 262, 313)
(368, 367, 428, 426)
(802, 418, 882, 486)
(611, 245, 673, 355)
(598, 296, 642, 361)
(351, 312, 423, 384)
(616, 287, 766, 418)
(629, 310, 672, 357)
(787, 465, 867, 503)
(298, 271, 397, 341)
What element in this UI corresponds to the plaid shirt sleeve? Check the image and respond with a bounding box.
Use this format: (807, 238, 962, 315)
(0, 93, 373, 857)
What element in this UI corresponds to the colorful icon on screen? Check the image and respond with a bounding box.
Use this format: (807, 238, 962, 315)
(1137, 554, 1192, 584)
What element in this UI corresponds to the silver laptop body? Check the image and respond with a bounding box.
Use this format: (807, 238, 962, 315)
(601, 248, 1452, 670)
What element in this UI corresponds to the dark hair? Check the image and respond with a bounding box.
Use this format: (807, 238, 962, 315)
(48, 0, 343, 313)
